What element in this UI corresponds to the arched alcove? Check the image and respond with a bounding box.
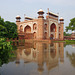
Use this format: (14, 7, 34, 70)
(59, 27, 61, 32)
(33, 32, 36, 39)
(44, 32, 47, 39)
(44, 24, 47, 30)
(24, 25, 31, 33)
(20, 25, 23, 32)
(33, 23, 37, 30)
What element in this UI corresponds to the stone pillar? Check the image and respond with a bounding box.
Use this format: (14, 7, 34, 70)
(37, 18, 44, 39)
(16, 15, 21, 33)
(37, 9, 44, 39)
(59, 17, 64, 40)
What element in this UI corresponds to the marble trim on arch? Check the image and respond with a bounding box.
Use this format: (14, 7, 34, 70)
(49, 21, 58, 38)
(20, 22, 37, 32)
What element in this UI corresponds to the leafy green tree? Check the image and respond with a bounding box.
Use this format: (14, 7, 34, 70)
(0, 16, 5, 26)
(4, 21, 18, 38)
(0, 25, 7, 37)
(0, 16, 18, 38)
(64, 32, 71, 36)
(0, 38, 14, 66)
(66, 18, 75, 32)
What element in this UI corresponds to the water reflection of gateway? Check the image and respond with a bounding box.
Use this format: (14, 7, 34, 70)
(15, 42, 64, 73)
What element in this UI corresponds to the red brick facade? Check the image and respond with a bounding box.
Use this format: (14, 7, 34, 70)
(16, 9, 64, 40)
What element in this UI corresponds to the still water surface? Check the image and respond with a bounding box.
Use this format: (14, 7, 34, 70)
(0, 42, 75, 75)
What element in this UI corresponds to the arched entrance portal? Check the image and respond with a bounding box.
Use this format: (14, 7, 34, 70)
(24, 25, 33, 39)
(50, 23, 56, 32)
(24, 25, 31, 33)
(50, 23, 56, 39)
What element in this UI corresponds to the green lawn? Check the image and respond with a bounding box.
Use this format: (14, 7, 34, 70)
(53, 40, 75, 43)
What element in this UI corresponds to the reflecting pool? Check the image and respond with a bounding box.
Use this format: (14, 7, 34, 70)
(0, 42, 75, 75)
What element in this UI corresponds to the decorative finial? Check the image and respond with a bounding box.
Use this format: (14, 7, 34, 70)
(47, 8, 49, 13)
(24, 14, 26, 20)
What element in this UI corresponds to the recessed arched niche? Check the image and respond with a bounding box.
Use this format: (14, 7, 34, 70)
(24, 25, 31, 33)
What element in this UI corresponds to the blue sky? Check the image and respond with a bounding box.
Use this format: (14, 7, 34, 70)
(0, 0, 75, 33)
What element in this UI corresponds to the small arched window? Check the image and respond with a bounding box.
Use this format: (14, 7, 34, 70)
(33, 23, 37, 30)
(20, 25, 23, 32)
(44, 24, 47, 30)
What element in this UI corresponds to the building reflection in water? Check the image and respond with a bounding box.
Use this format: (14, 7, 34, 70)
(15, 42, 64, 74)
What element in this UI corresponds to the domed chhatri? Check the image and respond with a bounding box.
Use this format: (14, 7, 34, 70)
(37, 9, 44, 18)
(59, 17, 64, 21)
(37, 9, 44, 14)
(16, 15, 21, 19)
(38, 9, 44, 12)
(16, 15, 21, 22)
(16, 8, 64, 40)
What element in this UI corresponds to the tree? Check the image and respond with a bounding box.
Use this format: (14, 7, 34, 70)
(0, 16, 18, 38)
(0, 25, 7, 37)
(4, 21, 18, 38)
(0, 38, 15, 66)
(64, 32, 71, 36)
(0, 16, 5, 26)
(66, 18, 75, 32)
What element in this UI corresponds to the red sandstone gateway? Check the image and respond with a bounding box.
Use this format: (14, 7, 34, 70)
(16, 9, 64, 40)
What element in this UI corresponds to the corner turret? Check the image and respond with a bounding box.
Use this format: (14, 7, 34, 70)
(16, 15, 21, 22)
(37, 9, 44, 18)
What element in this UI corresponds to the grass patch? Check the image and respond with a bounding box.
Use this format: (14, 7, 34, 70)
(53, 40, 75, 43)
(53, 40, 65, 43)
(65, 40, 75, 43)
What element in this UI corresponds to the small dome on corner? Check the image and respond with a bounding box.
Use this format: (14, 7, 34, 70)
(59, 17, 64, 21)
(38, 9, 44, 12)
(37, 9, 44, 14)
(16, 15, 21, 19)
(60, 17, 64, 20)
(16, 15, 21, 18)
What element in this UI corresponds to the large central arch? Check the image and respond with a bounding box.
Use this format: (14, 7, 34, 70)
(24, 25, 31, 33)
(50, 23, 56, 32)
(50, 23, 57, 39)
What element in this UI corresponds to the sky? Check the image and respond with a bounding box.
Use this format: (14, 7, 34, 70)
(0, 0, 75, 33)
